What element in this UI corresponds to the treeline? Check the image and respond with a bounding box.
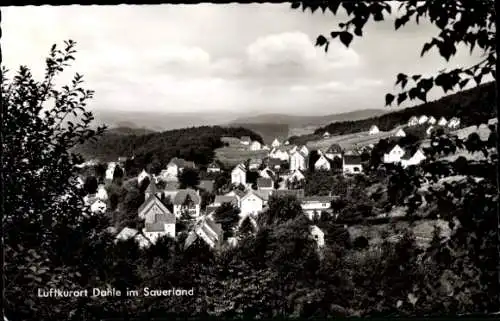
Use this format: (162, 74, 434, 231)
(290, 81, 497, 145)
(74, 125, 263, 166)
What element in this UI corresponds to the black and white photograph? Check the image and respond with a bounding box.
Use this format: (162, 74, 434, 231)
(2, 1, 498, 320)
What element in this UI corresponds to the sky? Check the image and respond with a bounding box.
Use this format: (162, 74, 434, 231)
(2, 3, 491, 116)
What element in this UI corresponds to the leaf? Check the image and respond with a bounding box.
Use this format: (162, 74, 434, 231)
(339, 32, 354, 48)
(315, 35, 328, 47)
(354, 27, 363, 37)
(291, 2, 301, 9)
(412, 75, 422, 81)
(458, 79, 469, 89)
(330, 31, 340, 39)
(421, 40, 436, 57)
(373, 12, 384, 21)
(385, 93, 395, 106)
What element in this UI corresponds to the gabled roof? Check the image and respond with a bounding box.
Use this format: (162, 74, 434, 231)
(138, 194, 170, 217)
(208, 161, 220, 168)
(300, 196, 334, 203)
(257, 177, 273, 188)
(145, 181, 160, 195)
(326, 143, 343, 154)
(343, 155, 362, 165)
(370, 125, 379, 130)
(226, 189, 246, 198)
(168, 157, 185, 167)
(173, 189, 201, 205)
(274, 189, 305, 198)
(116, 227, 139, 240)
(409, 116, 418, 121)
(242, 190, 265, 202)
(214, 195, 239, 206)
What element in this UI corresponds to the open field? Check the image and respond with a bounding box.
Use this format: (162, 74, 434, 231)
(306, 129, 400, 151)
(216, 137, 269, 166)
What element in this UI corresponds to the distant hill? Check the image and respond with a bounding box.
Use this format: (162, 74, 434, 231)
(106, 127, 157, 136)
(227, 123, 290, 145)
(73, 125, 263, 167)
(230, 109, 388, 128)
(290, 82, 497, 145)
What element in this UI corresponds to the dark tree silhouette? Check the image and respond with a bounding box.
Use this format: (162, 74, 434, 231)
(213, 202, 241, 239)
(83, 175, 98, 194)
(179, 168, 200, 189)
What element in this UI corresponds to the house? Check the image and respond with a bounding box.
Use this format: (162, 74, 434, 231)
(427, 116, 437, 125)
(240, 191, 265, 216)
(408, 116, 419, 127)
(323, 131, 331, 138)
(262, 145, 271, 150)
(184, 216, 223, 250)
(268, 158, 282, 170)
(383, 144, 405, 163)
(310, 225, 325, 248)
(224, 189, 247, 206)
(369, 125, 380, 135)
(207, 161, 221, 173)
(314, 154, 331, 171)
(144, 181, 163, 200)
(284, 140, 290, 146)
(259, 167, 276, 179)
(256, 177, 274, 191)
(139, 194, 176, 242)
(231, 164, 247, 185)
(448, 117, 461, 129)
(418, 115, 429, 124)
(159, 169, 177, 182)
(438, 117, 448, 126)
(248, 158, 263, 171)
(401, 148, 426, 168)
(198, 180, 215, 193)
(249, 140, 262, 151)
(426, 125, 435, 136)
(105, 162, 116, 181)
(325, 143, 343, 160)
(137, 169, 151, 185)
(240, 136, 251, 145)
(287, 169, 305, 182)
(166, 157, 195, 177)
(393, 128, 406, 137)
(299, 145, 309, 156)
(270, 148, 289, 161)
(271, 138, 281, 148)
(115, 227, 151, 248)
(343, 155, 363, 174)
(488, 118, 498, 125)
(289, 150, 308, 171)
(300, 196, 334, 220)
(213, 195, 239, 207)
(172, 189, 201, 218)
(96, 184, 108, 201)
(289, 145, 298, 154)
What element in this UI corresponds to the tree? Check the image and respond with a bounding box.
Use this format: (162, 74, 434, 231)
(179, 168, 200, 189)
(3, 40, 111, 320)
(112, 164, 124, 184)
(83, 175, 98, 194)
(293, 1, 496, 106)
(213, 202, 241, 239)
(257, 195, 304, 227)
(238, 216, 256, 238)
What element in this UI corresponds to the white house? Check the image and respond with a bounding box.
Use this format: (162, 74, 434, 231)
(240, 191, 265, 216)
(271, 138, 281, 148)
(240, 136, 251, 145)
(369, 125, 380, 135)
(165, 157, 195, 177)
(309, 225, 325, 248)
(394, 128, 406, 137)
(426, 125, 435, 136)
(96, 184, 108, 201)
(448, 117, 461, 129)
(438, 117, 448, 126)
(299, 145, 309, 156)
(262, 145, 271, 151)
(383, 144, 406, 163)
(207, 161, 221, 173)
(284, 140, 290, 146)
(231, 164, 247, 186)
(324, 144, 343, 160)
(172, 189, 201, 218)
(323, 131, 330, 138)
(488, 118, 498, 125)
(105, 162, 116, 181)
(401, 149, 426, 168)
(248, 158, 263, 171)
(408, 116, 419, 127)
(300, 196, 333, 220)
(289, 145, 298, 154)
(290, 150, 308, 171)
(287, 169, 305, 182)
(314, 154, 331, 171)
(137, 169, 151, 185)
(418, 115, 429, 124)
(259, 167, 275, 179)
(249, 141, 262, 151)
(427, 116, 437, 125)
(115, 227, 151, 248)
(343, 155, 363, 174)
(270, 148, 289, 162)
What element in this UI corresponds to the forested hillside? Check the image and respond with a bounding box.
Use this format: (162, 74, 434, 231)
(228, 123, 290, 144)
(74, 125, 263, 166)
(290, 82, 497, 145)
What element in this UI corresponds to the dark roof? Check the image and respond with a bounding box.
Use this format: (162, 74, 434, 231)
(198, 180, 215, 193)
(344, 155, 362, 165)
(268, 158, 282, 166)
(257, 177, 273, 188)
(145, 181, 159, 195)
(214, 195, 239, 206)
(173, 189, 201, 205)
(274, 189, 305, 198)
(327, 144, 343, 154)
(300, 196, 334, 203)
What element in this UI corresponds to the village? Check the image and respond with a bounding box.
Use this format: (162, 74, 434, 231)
(76, 113, 497, 252)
